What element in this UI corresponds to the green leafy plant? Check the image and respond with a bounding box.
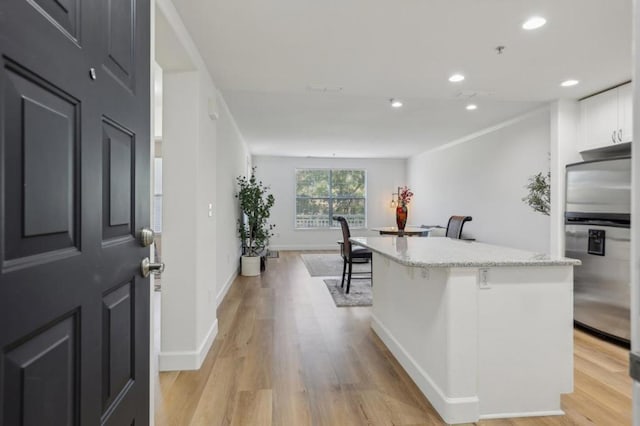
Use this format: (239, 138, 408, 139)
(236, 167, 276, 256)
(522, 171, 550, 216)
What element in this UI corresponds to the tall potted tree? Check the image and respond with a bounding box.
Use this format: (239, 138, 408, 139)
(236, 167, 275, 276)
(522, 171, 550, 216)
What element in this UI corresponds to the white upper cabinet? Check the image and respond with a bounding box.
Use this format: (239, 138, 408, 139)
(578, 83, 633, 152)
(618, 83, 633, 143)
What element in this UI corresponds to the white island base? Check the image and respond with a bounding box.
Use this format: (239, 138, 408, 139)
(355, 238, 578, 425)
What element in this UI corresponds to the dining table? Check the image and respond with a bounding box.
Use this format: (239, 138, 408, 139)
(371, 226, 431, 236)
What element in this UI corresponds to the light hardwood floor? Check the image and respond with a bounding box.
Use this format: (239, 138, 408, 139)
(155, 251, 632, 425)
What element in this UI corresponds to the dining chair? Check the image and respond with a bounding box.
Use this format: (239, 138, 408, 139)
(445, 215, 473, 239)
(333, 216, 373, 294)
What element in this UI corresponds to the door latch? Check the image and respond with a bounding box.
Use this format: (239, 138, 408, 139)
(141, 257, 164, 278)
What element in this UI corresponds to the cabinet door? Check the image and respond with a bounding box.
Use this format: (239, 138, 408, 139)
(580, 90, 618, 151)
(579, 89, 619, 151)
(618, 83, 633, 143)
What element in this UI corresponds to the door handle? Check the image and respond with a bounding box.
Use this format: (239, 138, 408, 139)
(612, 130, 617, 143)
(618, 129, 623, 142)
(141, 257, 165, 278)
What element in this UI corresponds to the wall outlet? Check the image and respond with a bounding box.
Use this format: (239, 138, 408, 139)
(420, 268, 429, 279)
(478, 269, 490, 289)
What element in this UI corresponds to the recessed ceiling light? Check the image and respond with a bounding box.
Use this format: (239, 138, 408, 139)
(390, 98, 403, 108)
(466, 104, 477, 111)
(560, 79, 579, 87)
(449, 74, 465, 83)
(522, 16, 546, 30)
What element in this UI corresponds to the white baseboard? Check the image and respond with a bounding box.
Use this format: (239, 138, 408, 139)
(370, 314, 479, 424)
(196, 318, 218, 367)
(217, 267, 238, 307)
(270, 244, 339, 251)
(479, 410, 565, 420)
(158, 319, 218, 372)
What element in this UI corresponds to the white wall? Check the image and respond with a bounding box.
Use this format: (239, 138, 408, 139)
(549, 100, 582, 257)
(194, 70, 218, 348)
(162, 67, 221, 369)
(155, 0, 249, 371)
(407, 108, 551, 253)
(253, 156, 406, 250)
(215, 97, 250, 305)
(161, 71, 200, 364)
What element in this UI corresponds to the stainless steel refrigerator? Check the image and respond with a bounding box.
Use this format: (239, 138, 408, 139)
(565, 156, 631, 343)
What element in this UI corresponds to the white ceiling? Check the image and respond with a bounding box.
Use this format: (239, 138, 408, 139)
(171, 0, 632, 158)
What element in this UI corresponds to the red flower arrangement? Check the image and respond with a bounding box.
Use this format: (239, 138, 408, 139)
(398, 186, 414, 205)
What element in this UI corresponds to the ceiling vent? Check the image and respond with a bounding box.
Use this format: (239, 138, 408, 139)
(306, 85, 343, 93)
(454, 90, 493, 99)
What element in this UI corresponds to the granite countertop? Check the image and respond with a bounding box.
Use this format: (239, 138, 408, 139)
(350, 236, 581, 268)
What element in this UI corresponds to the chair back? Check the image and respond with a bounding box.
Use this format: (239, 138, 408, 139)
(446, 215, 472, 239)
(333, 216, 352, 255)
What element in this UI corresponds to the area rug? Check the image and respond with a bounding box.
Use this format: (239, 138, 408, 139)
(300, 253, 369, 277)
(323, 279, 372, 307)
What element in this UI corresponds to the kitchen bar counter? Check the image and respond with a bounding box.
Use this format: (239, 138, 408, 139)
(349, 236, 580, 424)
(350, 236, 581, 268)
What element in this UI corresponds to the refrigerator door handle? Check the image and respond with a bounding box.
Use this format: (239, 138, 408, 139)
(630, 351, 640, 381)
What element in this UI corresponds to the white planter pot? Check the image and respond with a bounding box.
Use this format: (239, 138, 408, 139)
(241, 255, 261, 276)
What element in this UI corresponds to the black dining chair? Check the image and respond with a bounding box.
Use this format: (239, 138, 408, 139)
(445, 216, 473, 239)
(333, 216, 373, 294)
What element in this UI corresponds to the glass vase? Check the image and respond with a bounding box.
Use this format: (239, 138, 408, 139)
(396, 204, 408, 232)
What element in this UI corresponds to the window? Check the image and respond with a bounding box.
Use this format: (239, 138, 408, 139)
(295, 169, 366, 229)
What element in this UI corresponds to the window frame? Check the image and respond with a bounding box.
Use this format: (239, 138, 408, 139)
(294, 168, 368, 230)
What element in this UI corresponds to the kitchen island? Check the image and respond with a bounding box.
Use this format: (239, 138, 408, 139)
(350, 236, 581, 424)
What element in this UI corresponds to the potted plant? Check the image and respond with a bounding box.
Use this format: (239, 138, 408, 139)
(522, 171, 550, 216)
(236, 167, 275, 276)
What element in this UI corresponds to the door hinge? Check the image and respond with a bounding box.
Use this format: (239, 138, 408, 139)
(630, 351, 640, 381)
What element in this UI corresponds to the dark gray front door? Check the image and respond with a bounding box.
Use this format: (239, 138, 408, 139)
(0, 1, 151, 424)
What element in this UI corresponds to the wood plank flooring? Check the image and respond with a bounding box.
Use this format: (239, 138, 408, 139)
(155, 251, 633, 425)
